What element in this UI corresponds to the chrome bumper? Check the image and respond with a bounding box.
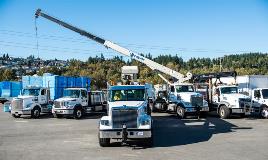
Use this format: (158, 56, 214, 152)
(99, 129, 152, 139)
(52, 109, 74, 115)
(11, 110, 31, 115)
(185, 106, 209, 112)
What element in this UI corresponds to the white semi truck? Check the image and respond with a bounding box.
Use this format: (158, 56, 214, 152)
(34, 9, 209, 118)
(99, 84, 153, 147)
(10, 86, 52, 118)
(52, 88, 107, 119)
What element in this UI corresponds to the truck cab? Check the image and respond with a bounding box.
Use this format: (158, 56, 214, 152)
(212, 85, 252, 118)
(10, 86, 51, 118)
(167, 83, 209, 118)
(52, 88, 106, 119)
(251, 88, 268, 118)
(98, 85, 153, 147)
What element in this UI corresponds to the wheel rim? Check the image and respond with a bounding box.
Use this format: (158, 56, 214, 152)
(261, 109, 268, 118)
(77, 110, 82, 118)
(177, 107, 183, 116)
(220, 108, 225, 117)
(34, 110, 40, 117)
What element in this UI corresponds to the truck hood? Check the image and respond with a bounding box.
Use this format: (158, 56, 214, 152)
(109, 101, 146, 108)
(177, 92, 202, 102)
(55, 97, 77, 102)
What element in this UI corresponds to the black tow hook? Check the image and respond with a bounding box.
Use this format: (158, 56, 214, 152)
(122, 124, 128, 145)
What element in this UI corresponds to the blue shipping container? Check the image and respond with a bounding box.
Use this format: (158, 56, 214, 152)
(22, 75, 43, 88)
(0, 81, 22, 97)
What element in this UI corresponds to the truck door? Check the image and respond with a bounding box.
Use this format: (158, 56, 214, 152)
(39, 89, 47, 105)
(252, 89, 261, 108)
(81, 90, 88, 107)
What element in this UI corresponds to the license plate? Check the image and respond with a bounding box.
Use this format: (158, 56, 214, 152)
(56, 110, 63, 113)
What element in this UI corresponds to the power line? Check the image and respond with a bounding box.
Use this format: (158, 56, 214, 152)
(0, 29, 261, 54)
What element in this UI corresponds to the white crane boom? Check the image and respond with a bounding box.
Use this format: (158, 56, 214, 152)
(35, 9, 192, 83)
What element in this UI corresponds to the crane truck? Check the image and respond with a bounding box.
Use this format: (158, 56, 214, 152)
(34, 9, 209, 119)
(192, 72, 253, 118)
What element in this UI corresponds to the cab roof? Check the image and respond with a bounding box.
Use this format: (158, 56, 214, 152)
(109, 85, 145, 90)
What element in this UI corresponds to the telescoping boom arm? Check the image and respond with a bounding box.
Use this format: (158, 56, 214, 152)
(35, 9, 192, 83)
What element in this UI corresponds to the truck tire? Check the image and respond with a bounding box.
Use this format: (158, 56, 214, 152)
(31, 107, 41, 119)
(98, 132, 110, 147)
(260, 105, 268, 119)
(73, 107, 83, 119)
(219, 105, 230, 119)
(12, 114, 21, 118)
(176, 105, 185, 119)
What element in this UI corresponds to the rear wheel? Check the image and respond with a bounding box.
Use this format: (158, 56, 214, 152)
(12, 114, 21, 118)
(31, 107, 41, 119)
(219, 105, 230, 119)
(176, 105, 185, 119)
(73, 107, 83, 119)
(98, 132, 110, 147)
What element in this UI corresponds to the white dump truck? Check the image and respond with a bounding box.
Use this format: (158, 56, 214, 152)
(10, 86, 52, 118)
(98, 85, 153, 147)
(52, 88, 106, 119)
(215, 75, 268, 118)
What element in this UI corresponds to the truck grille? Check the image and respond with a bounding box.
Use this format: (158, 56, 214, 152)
(112, 108, 138, 128)
(54, 101, 62, 108)
(11, 99, 23, 111)
(191, 95, 203, 107)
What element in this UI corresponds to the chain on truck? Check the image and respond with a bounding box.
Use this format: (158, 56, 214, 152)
(34, 8, 209, 119)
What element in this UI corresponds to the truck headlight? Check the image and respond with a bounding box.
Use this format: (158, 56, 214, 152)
(100, 120, 109, 126)
(141, 119, 150, 125)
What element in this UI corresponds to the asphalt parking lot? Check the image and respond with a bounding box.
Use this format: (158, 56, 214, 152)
(0, 107, 267, 160)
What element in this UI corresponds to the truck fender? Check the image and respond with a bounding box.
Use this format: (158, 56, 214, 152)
(217, 101, 230, 113)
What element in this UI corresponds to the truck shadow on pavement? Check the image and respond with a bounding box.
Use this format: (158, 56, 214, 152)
(152, 114, 252, 148)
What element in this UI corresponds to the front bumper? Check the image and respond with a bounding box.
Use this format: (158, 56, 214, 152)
(185, 106, 209, 112)
(11, 109, 31, 115)
(99, 129, 152, 139)
(52, 109, 74, 115)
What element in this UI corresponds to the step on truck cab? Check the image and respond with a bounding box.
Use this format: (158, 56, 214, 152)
(98, 85, 153, 147)
(10, 86, 52, 118)
(167, 83, 209, 118)
(52, 88, 106, 119)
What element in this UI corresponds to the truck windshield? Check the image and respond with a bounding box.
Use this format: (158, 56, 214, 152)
(262, 89, 268, 99)
(63, 90, 80, 98)
(22, 89, 40, 96)
(220, 87, 238, 94)
(110, 89, 145, 101)
(176, 85, 194, 92)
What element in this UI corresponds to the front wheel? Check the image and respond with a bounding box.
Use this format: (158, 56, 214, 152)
(176, 106, 185, 119)
(12, 114, 21, 118)
(31, 107, 41, 119)
(98, 132, 110, 147)
(219, 105, 230, 119)
(260, 106, 268, 119)
(73, 107, 83, 119)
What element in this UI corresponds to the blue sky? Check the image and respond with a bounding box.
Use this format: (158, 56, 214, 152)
(0, 0, 268, 61)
